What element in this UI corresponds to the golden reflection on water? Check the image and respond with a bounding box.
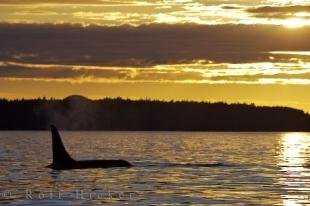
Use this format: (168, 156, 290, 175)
(1, 132, 310, 205)
(279, 133, 310, 206)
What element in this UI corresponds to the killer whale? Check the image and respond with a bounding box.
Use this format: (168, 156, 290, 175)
(47, 125, 132, 170)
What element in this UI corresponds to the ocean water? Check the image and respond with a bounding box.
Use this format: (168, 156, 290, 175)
(0, 131, 309, 205)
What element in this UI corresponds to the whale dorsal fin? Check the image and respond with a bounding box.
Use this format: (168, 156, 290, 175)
(50, 125, 75, 166)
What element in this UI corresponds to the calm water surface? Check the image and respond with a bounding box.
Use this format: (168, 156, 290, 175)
(0, 132, 309, 205)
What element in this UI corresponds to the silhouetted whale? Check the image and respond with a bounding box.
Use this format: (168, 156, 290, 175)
(47, 125, 132, 170)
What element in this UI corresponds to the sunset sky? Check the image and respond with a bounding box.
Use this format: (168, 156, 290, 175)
(0, 0, 310, 111)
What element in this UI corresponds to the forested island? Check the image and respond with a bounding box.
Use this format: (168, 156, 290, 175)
(0, 95, 309, 131)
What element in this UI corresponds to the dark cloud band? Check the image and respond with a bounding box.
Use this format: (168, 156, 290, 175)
(0, 23, 309, 67)
(247, 5, 310, 13)
(247, 5, 310, 19)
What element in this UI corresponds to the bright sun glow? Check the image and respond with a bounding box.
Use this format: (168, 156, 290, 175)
(283, 18, 307, 29)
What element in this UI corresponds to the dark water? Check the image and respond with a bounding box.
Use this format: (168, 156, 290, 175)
(0, 132, 309, 205)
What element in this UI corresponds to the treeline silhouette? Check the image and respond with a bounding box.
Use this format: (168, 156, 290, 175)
(0, 95, 310, 131)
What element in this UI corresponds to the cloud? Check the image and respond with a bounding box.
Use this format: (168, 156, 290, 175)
(1, 1, 309, 27)
(210, 73, 310, 82)
(0, 62, 130, 79)
(248, 5, 310, 13)
(195, 0, 263, 6)
(247, 5, 310, 19)
(222, 5, 242, 10)
(0, 61, 205, 83)
(1, 60, 310, 85)
(0, 23, 309, 67)
(0, 0, 128, 4)
(0, 0, 265, 6)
